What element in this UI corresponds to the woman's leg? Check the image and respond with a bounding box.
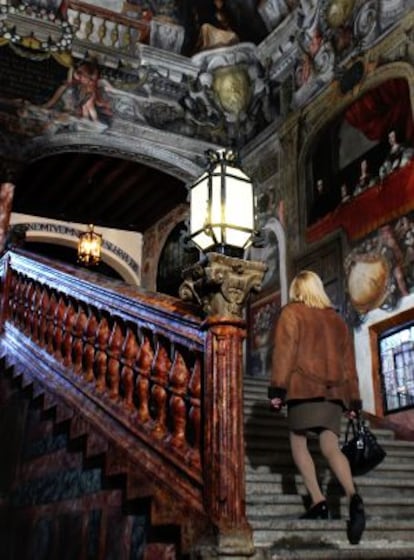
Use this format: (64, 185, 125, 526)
(319, 429, 365, 544)
(319, 429, 356, 498)
(290, 431, 325, 505)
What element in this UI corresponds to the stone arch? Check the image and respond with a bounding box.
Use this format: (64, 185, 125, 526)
(13, 129, 214, 290)
(13, 222, 140, 285)
(249, 215, 288, 304)
(22, 130, 206, 184)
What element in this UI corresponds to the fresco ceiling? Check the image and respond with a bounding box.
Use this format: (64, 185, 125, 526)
(1, 0, 298, 233)
(0, 0, 410, 238)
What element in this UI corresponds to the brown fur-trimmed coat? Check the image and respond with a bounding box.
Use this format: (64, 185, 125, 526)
(268, 302, 362, 410)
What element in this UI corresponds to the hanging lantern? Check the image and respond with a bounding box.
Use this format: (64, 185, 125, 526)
(77, 224, 102, 266)
(188, 148, 255, 258)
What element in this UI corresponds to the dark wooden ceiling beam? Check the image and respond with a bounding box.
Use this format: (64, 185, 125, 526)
(12, 152, 188, 233)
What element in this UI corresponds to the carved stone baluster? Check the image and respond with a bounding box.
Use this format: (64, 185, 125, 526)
(53, 295, 67, 359)
(121, 25, 131, 50)
(38, 288, 50, 348)
(6, 271, 17, 323)
(15, 275, 27, 327)
(85, 14, 94, 40)
(30, 284, 42, 343)
(135, 334, 153, 423)
(98, 18, 107, 46)
(23, 280, 35, 335)
(168, 349, 190, 450)
(120, 326, 139, 410)
(188, 357, 202, 466)
(95, 317, 110, 392)
(71, 9, 81, 34)
(62, 301, 76, 367)
(46, 293, 57, 354)
(111, 22, 119, 47)
(107, 321, 123, 400)
(83, 310, 98, 382)
(151, 340, 171, 439)
(72, 304, 87, 374)
(10, 274, 20, 325)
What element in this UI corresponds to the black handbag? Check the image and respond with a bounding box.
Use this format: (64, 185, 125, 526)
(341, 416, 386, 476)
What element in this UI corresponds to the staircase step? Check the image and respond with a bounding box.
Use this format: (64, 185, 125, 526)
(243, 376, 414, 556)
(265, 540, 414, 559)
(247, 494, 414, 518)
(245, 476, 414, 498)
(250, 518, 414, 546)
(246, 461, 414, 480)
(246, 449, 414, 469)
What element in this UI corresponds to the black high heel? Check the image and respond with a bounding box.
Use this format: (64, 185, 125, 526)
(347, 493, 365, 544)
(300, 500, 329, 519)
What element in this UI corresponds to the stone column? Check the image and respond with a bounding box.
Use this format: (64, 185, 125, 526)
(179, 253, 266, 557)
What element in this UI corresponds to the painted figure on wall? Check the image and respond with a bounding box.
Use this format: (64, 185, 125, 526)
(182, 0, 269, 54)
(354, 159, 374, 194)
(309, 178, 333, 223)
(43, 61, 113, 125)
(379, 130, 414, 180)
(196, 0, 240, 50)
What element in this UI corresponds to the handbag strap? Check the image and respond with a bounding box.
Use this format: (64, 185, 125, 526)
(344, 417, 357, 442)
(345, 413, 366, 443)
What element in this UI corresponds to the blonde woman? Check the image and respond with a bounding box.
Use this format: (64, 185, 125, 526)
(268, 270, 365, 545)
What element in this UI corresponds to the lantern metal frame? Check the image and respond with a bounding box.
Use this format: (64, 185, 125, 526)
(188, 148, 256, 258)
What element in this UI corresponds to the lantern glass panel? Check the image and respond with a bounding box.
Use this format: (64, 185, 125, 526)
(190, 173, 211, 250)
(210, 170, 222, 244)
(224, 174, 254, 248)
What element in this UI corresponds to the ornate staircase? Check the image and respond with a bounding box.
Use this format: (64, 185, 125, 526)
(243, 377, 414, 559)
(2, 249, 414, 559)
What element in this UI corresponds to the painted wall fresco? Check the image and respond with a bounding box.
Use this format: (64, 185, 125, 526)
(307, 78, 414, 227)
(345, 210, 414, 324)
(292, 0, 406, 106)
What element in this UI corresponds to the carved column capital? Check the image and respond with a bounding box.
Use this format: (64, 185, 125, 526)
(179, 252, 267, 318)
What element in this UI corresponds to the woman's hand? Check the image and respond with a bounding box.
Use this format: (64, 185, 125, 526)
(270, 397, 283, 411)
(345, 409, 359, 420)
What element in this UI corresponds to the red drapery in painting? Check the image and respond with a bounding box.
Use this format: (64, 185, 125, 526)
(344, 78, 414, 143)
(306, 161, 414, 243)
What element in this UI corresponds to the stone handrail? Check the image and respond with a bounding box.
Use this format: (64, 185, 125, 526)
(0, 249, 254, 556)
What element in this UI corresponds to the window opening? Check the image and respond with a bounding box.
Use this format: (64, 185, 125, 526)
(379, 322, 414, 413)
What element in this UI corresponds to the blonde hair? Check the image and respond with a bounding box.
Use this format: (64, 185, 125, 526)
(289, 270, 333, 309)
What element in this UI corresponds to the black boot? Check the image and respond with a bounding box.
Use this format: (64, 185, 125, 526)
(300, 500, 329, 519)
(347, 493, 365, 544)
